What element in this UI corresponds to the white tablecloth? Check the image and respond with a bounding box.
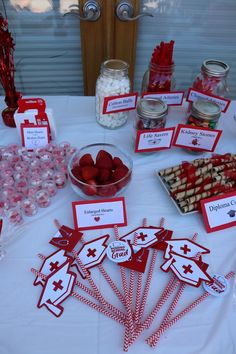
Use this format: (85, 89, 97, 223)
(0, 96, 236, 354)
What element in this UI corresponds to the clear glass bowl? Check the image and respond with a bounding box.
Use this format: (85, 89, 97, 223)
(68, 143, 133, 200)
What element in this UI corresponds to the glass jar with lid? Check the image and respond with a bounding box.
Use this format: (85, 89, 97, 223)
(192, 59, 230, 97)
(141, 62, 175, 94)
(95, 59, 131, 129)
(187, 99, 221, 129)
(136, 97, 168, 131)
(186, 99, 221, 154)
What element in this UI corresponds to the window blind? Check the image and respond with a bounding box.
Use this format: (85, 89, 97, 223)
(134, 0, 236, 99)
(0, 0, 83, 96)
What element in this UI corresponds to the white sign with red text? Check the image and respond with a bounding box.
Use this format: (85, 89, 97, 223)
(201, 191, 236, 233)
(21, 124, 50, 149)
(135, 127, 175, 153)
(72, 197, 127, 230)
(142, 91, 184, 106)
(186, 88, 231, 113)
(102, 93, 138, 114)
(173, 124, 222, 152)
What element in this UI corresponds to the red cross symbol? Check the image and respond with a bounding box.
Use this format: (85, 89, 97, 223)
(180, 244, 191, 255)
(137, 232, 147, 242)
(87, 248, 96, 258)
(182, 264, 193, 274)
(52, 279, 63, 291)
(49, 261, 60, 272)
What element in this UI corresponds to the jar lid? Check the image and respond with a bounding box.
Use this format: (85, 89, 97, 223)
(201, 60, 230, 78)
(192, 99, 221, 121)
(137, 98, 168, 119)
(102, 59, 129, 73)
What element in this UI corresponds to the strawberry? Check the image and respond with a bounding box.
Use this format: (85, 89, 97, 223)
(98, 184, 117, 197)
(79, 153, 94, 167)
(112, 165, 129, 182)
(98, 169, 111, 183)
(83, 179, 97, 196)
(96, 149, 113, 162)
(112, 157, 124, 169)
(71, 165, 83, 180)
(96, 156, 113, 170)
(96, 150, 113, 170)
(82, 166, 99, 180)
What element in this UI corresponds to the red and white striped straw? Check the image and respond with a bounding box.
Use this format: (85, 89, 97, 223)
(146, 232, 199, 345)
(72, 250, 125, 320)
(138, 217, 165, 322)
(134, 217, 148, 324)
(114, 225, 135, 352)
(37, 253, 126, 322)
(128, 275, 178, 347)
(53, 220, 126, 309)
(148, 271, 235, 348)
(31, 267, 125, 325)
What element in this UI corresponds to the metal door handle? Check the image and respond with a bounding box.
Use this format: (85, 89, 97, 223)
(115, 0, 154, 21)
(64, 0, 101, 22)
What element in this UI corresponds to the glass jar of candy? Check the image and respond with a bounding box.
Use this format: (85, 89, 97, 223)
(95, 59, 131, 129)
(141, 63, 175, 94)
(186, 99, 221, 154)
(136, 97, 168, 130)
(192, 59, 230, 97)
(187, 99, 221, 129)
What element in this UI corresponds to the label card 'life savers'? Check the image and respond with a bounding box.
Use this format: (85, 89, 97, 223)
(102, 93, 138, 114)
(173, 124, 222, 152)
(21, 124, 50, 149)
(72, 197, 127, 230)
(135, 127, 175, 153)
(142, 91, 184, 106)
(200, 191, 236, 233)
(186, 88, 231, 113)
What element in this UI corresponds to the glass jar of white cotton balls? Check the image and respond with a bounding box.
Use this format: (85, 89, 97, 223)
(95, 59, 131, 129)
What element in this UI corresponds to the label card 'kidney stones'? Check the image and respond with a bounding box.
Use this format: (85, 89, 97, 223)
(72, 197, 127, 230)
(201, 191, 236, 233)
(173, 124, 222, 152)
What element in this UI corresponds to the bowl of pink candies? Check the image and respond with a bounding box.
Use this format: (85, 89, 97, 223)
(0, 142, 76, 225)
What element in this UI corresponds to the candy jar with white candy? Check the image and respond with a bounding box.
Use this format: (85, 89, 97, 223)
(95, 59, 131, 129)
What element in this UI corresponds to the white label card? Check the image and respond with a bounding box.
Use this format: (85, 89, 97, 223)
(102, 93, 138, 114)
(135, 128, 175, 153)
(72, 197, 127, 230)
(173, 124, 222, 152)
(21, 124, 50, 149)
(142, 91, 184, 106)
(187, 88, 231, 113)
(201, 191, 236, 233)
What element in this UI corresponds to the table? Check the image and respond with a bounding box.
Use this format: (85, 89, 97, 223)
(0, 96, 236, 354)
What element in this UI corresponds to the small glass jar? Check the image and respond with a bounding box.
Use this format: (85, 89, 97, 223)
(141, 63, 175, 94)
(136, 98, 168, 131)
(187, 99, 221, 129)
(186, 99, 221, 154)
(95, 59, 131, 129)
(192, 59, 230, 97)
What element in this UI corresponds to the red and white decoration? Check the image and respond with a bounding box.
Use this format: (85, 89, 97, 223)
(32, 218, 234, 350)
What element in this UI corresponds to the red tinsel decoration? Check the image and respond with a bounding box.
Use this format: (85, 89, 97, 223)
(0, 15, 21, 127)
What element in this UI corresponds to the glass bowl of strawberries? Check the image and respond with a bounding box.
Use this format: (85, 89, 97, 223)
(68, 143, 133, 199)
